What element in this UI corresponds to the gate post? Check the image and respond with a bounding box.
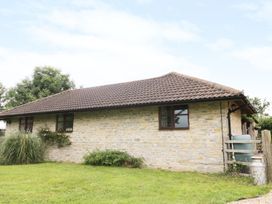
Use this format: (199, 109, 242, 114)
(261, 130, 272, 183)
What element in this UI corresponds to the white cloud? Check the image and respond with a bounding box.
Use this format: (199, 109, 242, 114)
(39, 7, 200, 44)
(0, 0, 205, 91)
(69, 0, 111, 9)
(0, 45, 205, 89)
(233, 2, 258, 11)
(134, 0, 153, 4)
(235, 1, 272, 23)
(0, 2, 206, 88)
(0, 8, 15, 16)
(206, 38, 234, 51)
(232, 46, 272, 71)
(231, 45, 272, 114)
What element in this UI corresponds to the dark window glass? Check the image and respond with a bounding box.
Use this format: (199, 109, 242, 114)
(19, 117, 33, 133)
(56, 113, 74, 132)
(19, 118, 25, 131)
(160, 106, 172, 128)
(159, 105, 189, 130)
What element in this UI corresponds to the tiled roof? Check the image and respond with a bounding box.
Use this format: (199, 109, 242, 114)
(0, 72, 252, 117)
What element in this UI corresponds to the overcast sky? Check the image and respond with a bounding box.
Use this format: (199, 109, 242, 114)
(0, 0, 271, 114)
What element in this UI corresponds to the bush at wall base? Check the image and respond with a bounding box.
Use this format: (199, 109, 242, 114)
(84, 150, 144, 168)
(0, 132, 44, 165)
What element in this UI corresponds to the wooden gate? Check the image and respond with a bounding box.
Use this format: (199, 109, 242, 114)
(225, 139, 260, 166)
(225, 130, 272, 183)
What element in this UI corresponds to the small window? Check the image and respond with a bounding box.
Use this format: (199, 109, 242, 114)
(159, 105, 189, 130)
(19, 117, 33, 133)
(56, 113, 74, 132)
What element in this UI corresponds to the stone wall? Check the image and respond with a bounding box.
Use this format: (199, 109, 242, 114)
(231, 109, 242, 136)
(5, 100, 243, 172)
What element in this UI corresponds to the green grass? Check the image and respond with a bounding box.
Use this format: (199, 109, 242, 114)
(0, 163, 270, 204)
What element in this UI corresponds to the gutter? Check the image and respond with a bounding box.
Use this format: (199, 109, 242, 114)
(0, 95, 252, 120)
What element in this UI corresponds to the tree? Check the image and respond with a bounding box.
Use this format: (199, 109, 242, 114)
(5, 79, 35, 109)
(5, 67, 75, 109)
(32, 67, 75, 99)
(248, 97, 270, 116)
(0, 82, 5, 110)
(246, 96, 272, 133)
(259, 117, 272, 132)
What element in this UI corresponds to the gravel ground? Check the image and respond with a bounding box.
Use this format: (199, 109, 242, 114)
(229, 191, 272, 204)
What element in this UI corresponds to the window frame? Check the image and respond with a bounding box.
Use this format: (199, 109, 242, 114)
(159, 105, 189, 130)
(56, 113, 74, 133)
(19, 117, 34, 133)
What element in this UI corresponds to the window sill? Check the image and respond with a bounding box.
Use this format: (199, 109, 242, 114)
(159, 128, 189, 131)
(56, 131, 73, 133)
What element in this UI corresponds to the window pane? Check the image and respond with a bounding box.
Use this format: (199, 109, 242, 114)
(27, 118, 33, 122)
(64, 114, 73, 132)
(65, 114, 73, 121)
(19, 117, 33, 132)
(57, 116, 64, 122)
(26, 118, 33, 132)
(57, 122, 64, 132)
(26, 121, 33, 126)
(174, 110, 189, 128)
(19, 120, 25, 131)
(65, 121, 73, 129)
(56, 114, 74, 132)
(174, 106, 188, 114)
(20, 119, 25, 124)
(160, 107, 172, 128)
(19, 125, 24, 131)
(25, 126, 32, 133)
(180, 107, 188, 114)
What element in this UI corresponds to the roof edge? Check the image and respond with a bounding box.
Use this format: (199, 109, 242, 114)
(0, 95, 246, 119)
(239, 94, 257, 114)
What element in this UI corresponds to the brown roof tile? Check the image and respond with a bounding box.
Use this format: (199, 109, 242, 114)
(0, 72, 251, 117)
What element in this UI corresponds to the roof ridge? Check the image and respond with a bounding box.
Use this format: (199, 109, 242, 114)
(167, 72, 242, 94)
(68, 74, 164, 91)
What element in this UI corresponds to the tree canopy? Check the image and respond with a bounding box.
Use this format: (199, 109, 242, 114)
(248, 97, 270, 116)
(258, 117, 272, 131)
(5, 67, 75, 109)
(246, 96, 272, 133)
(0, 82, 5, 110)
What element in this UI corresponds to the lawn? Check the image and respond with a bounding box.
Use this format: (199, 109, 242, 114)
(0, 163, 270, 204)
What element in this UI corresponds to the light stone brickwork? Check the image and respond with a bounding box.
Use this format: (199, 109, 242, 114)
(5, 100, 243, 173)
(231, 109, 242, 136)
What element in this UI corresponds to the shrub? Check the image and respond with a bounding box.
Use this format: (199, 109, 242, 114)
(226, 162, 249, 175)
(259, 116, 272, 133)
(38, 128, 71, 148)
(84, 150, 144, 168)
(0, 132, 44, 165)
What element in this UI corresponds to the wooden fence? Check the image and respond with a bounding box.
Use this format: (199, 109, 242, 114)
(262, 130, 272, 183)
(225, 139, 260, 167)
(224, 130, 272, 182)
